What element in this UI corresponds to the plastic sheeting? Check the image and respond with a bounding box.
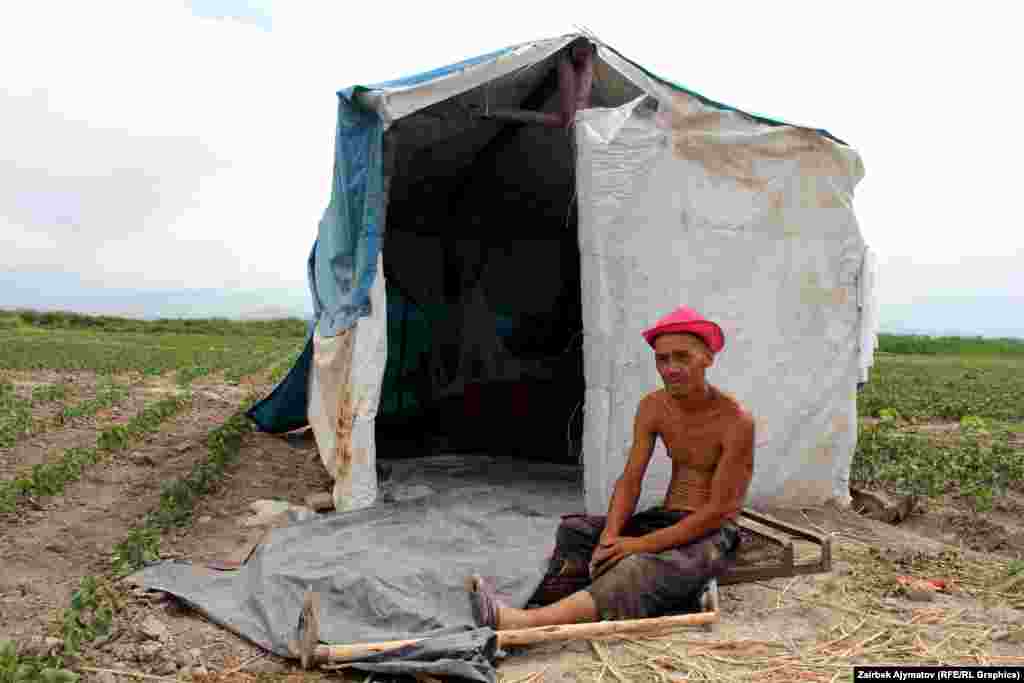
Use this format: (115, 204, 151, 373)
(351, 37, 577, 128)
(308, 258, 388, 512)
(858, 247, 880, 384)
(245, 335, 313, 434)
(577, 49, 868, 512)
(132, 456, 583, 683)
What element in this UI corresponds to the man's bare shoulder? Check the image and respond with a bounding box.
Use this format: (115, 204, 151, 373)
(641, 387, 670, 403)
(638, 389, 668, 412)
(634, 389, 667, 427)
(710, 386, 755, 427)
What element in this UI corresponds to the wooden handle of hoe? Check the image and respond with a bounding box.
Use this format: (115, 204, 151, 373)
(292, 590, 718, 668)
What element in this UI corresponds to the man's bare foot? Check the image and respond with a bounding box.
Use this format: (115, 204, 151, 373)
(465, 575, 506, 629)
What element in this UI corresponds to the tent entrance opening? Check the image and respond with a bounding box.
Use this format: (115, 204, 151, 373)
(376, 112, 584, 463)
(377, 208, 584, 464)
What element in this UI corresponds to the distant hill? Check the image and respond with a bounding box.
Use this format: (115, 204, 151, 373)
(879, 296, 1024, 340)
(238, 305, 309, 321)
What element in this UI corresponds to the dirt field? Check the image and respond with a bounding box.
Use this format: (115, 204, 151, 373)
(0, 366, 328, 678)
(2, 327, 1023, 682)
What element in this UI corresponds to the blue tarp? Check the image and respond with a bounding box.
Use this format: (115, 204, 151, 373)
(313, 100, 384, 339)
(247, 43, 521, 433)
(245, 335, 312, 433)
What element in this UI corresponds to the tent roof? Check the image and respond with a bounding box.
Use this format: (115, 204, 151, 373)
(338, 33, 849, 147)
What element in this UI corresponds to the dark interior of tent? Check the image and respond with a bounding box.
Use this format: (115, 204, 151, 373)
(375, 39, 643, 464)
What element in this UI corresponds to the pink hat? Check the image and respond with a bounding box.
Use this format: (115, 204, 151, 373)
(642, 306, 725, 353)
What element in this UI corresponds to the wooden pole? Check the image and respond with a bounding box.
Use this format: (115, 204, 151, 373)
(308, 610, 718, 665)
(477, 108, 565, 127)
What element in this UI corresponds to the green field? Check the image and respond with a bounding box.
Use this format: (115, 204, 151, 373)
(858, 354, 1024, 422)
(878, 333, 1024, 357)
(0, 311, 305, 381)
(0, 312, 306, 521)
(854, 335, 1023, 511)
(0, 313, 1022, 678)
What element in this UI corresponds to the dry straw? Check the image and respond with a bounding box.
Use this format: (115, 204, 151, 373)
(554, 543, 1024, 683)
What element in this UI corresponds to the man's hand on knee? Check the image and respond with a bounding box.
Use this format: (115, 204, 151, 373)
(589, 537, 646, 579)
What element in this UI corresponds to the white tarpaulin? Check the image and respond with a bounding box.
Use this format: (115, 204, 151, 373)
(577, 52, 868, 512)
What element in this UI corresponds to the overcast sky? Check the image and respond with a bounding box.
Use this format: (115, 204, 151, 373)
(2, 1, 1021, 307)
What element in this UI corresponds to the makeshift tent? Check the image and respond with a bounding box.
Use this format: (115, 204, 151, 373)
(248, 33, 878, 516)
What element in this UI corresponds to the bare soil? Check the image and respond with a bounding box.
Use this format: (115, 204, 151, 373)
(0, 376, 242, 644)
(900, 491, 1024, 557)
(2, 382, 1022, 682)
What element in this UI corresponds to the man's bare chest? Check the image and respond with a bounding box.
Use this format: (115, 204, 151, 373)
(657, 413, 730, 472)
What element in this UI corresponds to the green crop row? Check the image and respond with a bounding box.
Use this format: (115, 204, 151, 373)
(266, 343, 305, 384)
(178, 342, 297, 387)
(0, 392, 260, 677)
(178, 339, 301, 387)
(111, 393, 258, 576)
(859, 355, 1024, 423)
(30, 383, 70, 405)
(0, 382, 129, 451)
(9, 370, 294, 676)
(175, 365, 213, 387)
(0, 573, 124, 681)
(95, 394, 189, 452)
(1, 381, 81, 449)
(0, 394, 191, 513)
(53, 383, 129, 427)
(0, 385, 32, 449)
(850, 414, 1024, 512)
(58, 575, 121, 657)
(222, 348, 284, 384)
(0, 325, 295, 680)
(0, 639, 77, 683)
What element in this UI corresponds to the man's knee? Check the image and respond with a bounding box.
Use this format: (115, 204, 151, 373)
(585, 555, 653, 620)
(594, 554, 650, 593)
(554, 514, 602, 554)
(588, 554, 707, 621)
(532, 516, 605, 608)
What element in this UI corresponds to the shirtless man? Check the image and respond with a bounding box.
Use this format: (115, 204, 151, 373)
(468, 306, 755, 628)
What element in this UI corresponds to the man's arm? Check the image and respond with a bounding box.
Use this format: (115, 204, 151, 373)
(600, 400, 659, 543)
(637, 412, 754, 554)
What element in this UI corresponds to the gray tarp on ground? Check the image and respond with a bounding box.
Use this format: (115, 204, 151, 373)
(134, 456, 584, 682)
